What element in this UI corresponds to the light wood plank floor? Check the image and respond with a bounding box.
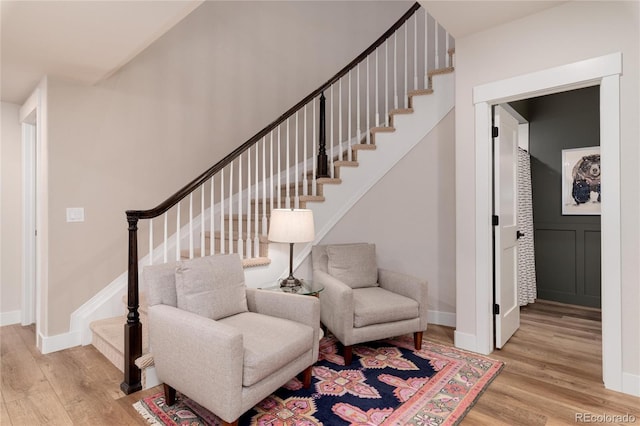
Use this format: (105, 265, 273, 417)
(2, 300, 638, 425)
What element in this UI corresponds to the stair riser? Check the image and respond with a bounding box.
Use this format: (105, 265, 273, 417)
(206, 236, 269, 258)
(250, 199, 308, 213)
(223, 216, 268, 234)
(279, 181, 321, 198)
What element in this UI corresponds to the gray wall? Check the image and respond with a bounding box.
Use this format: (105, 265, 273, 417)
(523, 86, 601, 308)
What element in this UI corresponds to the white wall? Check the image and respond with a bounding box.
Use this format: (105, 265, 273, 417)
(296, 110, 456, 323)
(454, 1, 639, 376)
(0, 102, 23, 325)
(40, 1, 413, 335)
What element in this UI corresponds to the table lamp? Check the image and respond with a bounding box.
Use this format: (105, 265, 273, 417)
(268, 208, 315, 288)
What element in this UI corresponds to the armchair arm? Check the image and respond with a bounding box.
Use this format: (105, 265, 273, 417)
(148, 304, 243, 421)
(313, 269, 354, 343)
(378, 268, 429, 329)
(246, 288, 320, 360)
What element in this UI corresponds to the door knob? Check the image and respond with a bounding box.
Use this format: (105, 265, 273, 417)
(517, 230, 525, 239)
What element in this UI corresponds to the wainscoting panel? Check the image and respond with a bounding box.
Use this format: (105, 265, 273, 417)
(534, 223, 601, 307)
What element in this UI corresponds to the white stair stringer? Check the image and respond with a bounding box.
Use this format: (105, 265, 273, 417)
(245, 71, 454, 288)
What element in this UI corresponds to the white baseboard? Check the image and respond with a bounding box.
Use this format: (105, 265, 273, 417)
(622, 372, 640, 397)
(427, 310, 456, 327)
(39, 330, 81, 354)
(454, 330, 482, 354)
(0, 310, 21, 326)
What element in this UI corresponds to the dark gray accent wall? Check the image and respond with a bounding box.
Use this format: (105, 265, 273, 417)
(520, 86, 601, 308)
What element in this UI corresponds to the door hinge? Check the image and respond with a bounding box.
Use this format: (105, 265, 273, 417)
(492, 215, 499, 226)
(492, 126, 499, 138)
(494, 304, 500, 315)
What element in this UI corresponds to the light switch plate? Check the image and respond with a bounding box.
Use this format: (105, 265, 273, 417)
(66, 207, 85, 223)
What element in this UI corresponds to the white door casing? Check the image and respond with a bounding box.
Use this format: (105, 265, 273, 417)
(469, 52, 623, 392)
(493, 105, 520, 348)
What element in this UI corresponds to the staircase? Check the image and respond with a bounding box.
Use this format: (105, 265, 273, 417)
(87, 3, 456, 394)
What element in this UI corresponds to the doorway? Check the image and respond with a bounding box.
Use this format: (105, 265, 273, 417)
(493, 88, 602, 350)
(472, 53, 623, 392)
(20, 85, 45, 350)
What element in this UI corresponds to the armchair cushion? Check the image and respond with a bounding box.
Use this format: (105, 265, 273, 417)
(218, 312, 314, 387)
(353, 287, 419, 328)
(175, 254, 248, 320)
(327, 243, 378, 289)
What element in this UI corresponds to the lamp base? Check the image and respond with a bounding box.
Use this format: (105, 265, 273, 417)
(280, 276, 303, 289)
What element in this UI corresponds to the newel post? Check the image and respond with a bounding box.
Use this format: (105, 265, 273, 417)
(316, 92, 329, 178)
(121, 215, 142, 394)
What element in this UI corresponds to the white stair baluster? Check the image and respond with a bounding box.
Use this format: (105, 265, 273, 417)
(238, 155, 244, 258)
(228, 162, 233, 254)
(220, 168, 225, 254)
(189, 194, 193, 259)
(303, 105, 309, 196)
(424, 9, 429, 88)
(348, 71, 352, 161)
(269, 133, 274, 221)
(330, 86, 334, 177)
(446, 31, 450, 68)
(312, 99, 317, 195)
(163, 213, 168, 263)
(375, 49, 379, 126)
(366, 57, 370, 144)
(210, 177, 214, 256)
(148, 218, 153, 266)
(338, 79, 343, 162)
(254, 144, 260, 258)
(245, 149, 252, 259)
(385, 40, 389, 126)
(357, 63, 361, 148)
(404, 23, 408, 108)
(295, 112, 300, 209)
(286, 120, 291, 209)
(394, 32, 398, 109)
(262, 136, 268, 237)
(414, 14, 418, 90)
(200, 186, 205, 257)
(175, 201, 181, 261)
(435, 21, 439, 69)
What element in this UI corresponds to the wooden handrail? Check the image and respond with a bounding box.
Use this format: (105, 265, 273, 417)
(126, 2, 421, 221)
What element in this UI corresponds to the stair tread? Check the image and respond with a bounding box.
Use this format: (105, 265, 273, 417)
(370, 127, 395, 133)
(390, 108, 414, 115)
(334, 160, 359, 167)
(428, 66, 455, 77)
(352, 144, 377, 150)
(91, 316, 149, 354)
(317, 177, 342, 185)
(408, 88, 434, 96)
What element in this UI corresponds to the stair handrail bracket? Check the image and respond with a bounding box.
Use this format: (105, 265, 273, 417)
(121, 1, 454, 393)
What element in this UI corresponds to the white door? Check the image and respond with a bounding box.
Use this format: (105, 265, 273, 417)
(494, 105, 520, 348)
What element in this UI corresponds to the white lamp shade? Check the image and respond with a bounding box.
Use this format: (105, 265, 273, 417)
(268, 209, 315, 243)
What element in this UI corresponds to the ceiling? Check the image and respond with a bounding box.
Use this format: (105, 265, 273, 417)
(421, 1, 567, 38)
(1, 0, 203, 104)
(2, 0, 565, 106)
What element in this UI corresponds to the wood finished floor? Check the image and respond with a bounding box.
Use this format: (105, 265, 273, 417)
(1, 300, 638, 425)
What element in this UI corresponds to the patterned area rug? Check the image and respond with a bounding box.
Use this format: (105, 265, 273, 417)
(134, 335, 503, 425)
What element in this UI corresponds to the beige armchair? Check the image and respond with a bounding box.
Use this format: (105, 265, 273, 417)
(312, 243, 428, 365)
(144, 253, 320, 426)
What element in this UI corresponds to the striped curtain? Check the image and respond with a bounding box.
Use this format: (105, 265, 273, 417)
(518, 147, 537, 305)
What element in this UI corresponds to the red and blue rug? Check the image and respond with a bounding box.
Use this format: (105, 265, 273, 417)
(134, 334, 503, 425)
